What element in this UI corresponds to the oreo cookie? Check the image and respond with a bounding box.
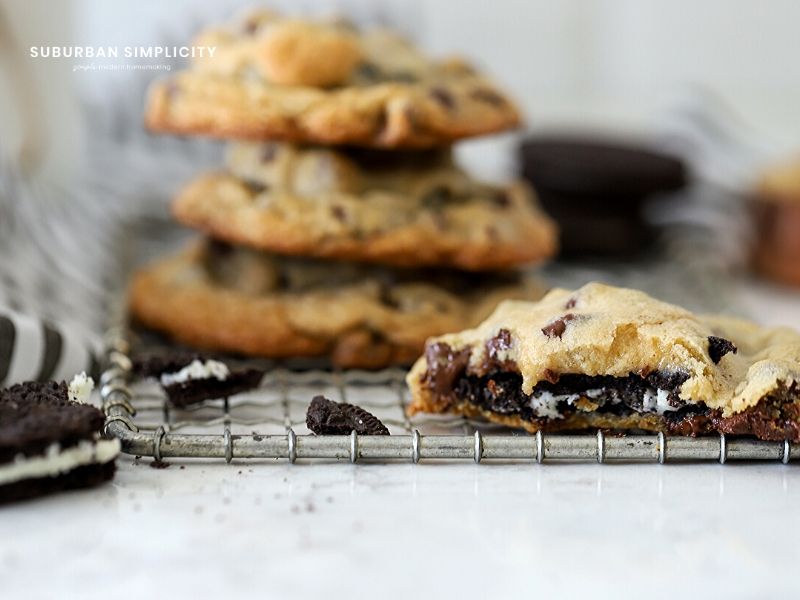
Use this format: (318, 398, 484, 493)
(306, 396, 390, 435)
(0, 376, 119, 503)
(134, 352, 264, 407)
(519, 135, 687, 256)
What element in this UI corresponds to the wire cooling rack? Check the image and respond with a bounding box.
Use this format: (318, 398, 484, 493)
(100, 325, 797, 465)
(99, 220, 796, 465)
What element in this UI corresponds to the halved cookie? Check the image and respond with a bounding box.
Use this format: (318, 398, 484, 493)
(0, 377, 119, 503)
(407, 282, 800, 441)
(145, 10, 521, 146)
(172, 143, 557, 271)
(129, 239, 546, 369)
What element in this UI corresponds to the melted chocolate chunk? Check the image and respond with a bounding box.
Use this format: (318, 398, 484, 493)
(430, 87, 456, 110)
(708, 336, 737, 364)
(564, 297, 577, 309)
(541, 314, 577, 339)
(485, 329, 513, 369)
(422, 342, 471, 399)
(331, 205, 347, 222)
(306, 396, 389, 435)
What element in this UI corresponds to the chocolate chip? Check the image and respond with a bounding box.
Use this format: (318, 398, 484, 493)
(331, 205, 347, 222)
(165, 81, 180, 98)
(242, 17, 260, 35)
(389, 71, 418, 83)
(421, 186, 454, 210)
(245, 180, 268, 195)
(305, 396, 389, 435)
(564, 297, 577, 309)
(377, 284, 400, 309)
(491, 191, 511, 208)
(471, 88, 506, 106)
(261, 144, 278, 163)
(708, 336, 737, 364)
(356, 62, 382, 82)
(485, 329, 513, 367)
(430, 87, 456, 110)
(541, 313, 577, 339)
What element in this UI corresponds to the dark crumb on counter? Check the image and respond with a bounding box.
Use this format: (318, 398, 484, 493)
(149, 459, 170, 469)
(179, 465, 185, 470)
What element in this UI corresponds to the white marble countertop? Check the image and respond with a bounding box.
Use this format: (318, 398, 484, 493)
(2, 280, 799, 599)
(2, 459, 799, 598)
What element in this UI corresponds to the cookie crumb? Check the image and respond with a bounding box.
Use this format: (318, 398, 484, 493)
(708, 336, 737, 364)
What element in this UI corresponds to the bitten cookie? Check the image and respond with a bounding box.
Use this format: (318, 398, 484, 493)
(129, 239, 546, 369)
(172, 143, 557, 271)
(0, 376, 119, 503)
(145, 10, 521, 147)
(407, 282, 800, 441)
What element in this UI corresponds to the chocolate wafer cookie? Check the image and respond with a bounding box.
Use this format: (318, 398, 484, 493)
(0, 376, 119, 503)
(173, 143, 556, 271)
(134, 352, 264, 407)
(407, 282, 800, 441)
(129, 239, 546, 369)
(146, 9, 521, 147)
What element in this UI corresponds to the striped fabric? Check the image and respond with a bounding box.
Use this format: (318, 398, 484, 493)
(0, 308, 100, 387)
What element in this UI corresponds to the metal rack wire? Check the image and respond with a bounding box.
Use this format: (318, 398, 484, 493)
(100, 322, 797, 465)
(98, 219, 797, 465)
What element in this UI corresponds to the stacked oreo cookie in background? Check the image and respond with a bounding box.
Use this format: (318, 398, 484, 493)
(132, 9, 557, 368)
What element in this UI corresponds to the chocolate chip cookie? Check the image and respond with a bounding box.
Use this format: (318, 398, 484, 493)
(0, 377, 119, 503)
(129, 239, 546, 369)
(172, 142, 557, 271)
(145, 10, 521, 147)
(407, 282, 800, 441)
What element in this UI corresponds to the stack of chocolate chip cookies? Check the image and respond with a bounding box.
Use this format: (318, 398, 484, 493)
(131, 9, 557, 368)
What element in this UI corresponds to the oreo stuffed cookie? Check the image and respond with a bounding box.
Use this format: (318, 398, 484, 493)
(407, 282, 800, 441)
(172, 143, 557, 271)
(129, 239, 547, 369)
(0, 375, 119, 503)
(146, 9, 521, 147)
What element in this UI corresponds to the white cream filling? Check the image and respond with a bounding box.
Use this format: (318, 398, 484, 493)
(0, 438, 120, 486)
(160, 359, 230, 387)
(529, 391, 581, 420)
(530, 387, 679, 419)
(68, 372, 94, 404)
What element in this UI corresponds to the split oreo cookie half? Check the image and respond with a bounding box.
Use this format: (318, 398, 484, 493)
(0, 377, 119, 503)
(134, 351, 264, 407)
